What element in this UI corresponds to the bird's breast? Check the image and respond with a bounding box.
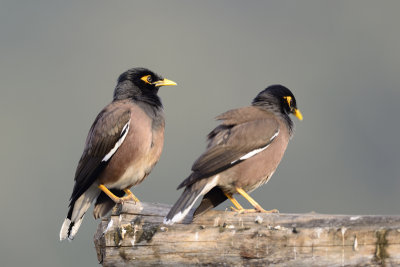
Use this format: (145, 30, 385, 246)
(98, 107, 165, 190)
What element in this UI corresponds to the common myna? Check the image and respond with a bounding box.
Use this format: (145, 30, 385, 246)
(164, 85, 302, 224)
(60, 67, 176, 240)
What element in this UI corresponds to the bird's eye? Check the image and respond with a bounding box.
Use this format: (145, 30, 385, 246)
(140, 75, 152, 84)
(283, 96, 292, 108)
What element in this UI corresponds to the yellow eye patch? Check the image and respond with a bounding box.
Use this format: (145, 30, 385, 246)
(140, 75, 152, 84)
(283, 96, 292, 107)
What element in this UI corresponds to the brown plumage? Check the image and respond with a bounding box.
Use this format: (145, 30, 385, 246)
(60, 68, 176, 241)
(165, 85, 302, 224)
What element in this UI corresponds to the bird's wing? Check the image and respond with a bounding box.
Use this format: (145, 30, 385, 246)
(69, 105, 131, 204)
(215, 106, 274, 126)
(178, 114, 279, 189)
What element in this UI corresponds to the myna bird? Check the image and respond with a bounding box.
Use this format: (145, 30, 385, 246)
(60, 67, 176, 240)
(164, 85, 302, 224)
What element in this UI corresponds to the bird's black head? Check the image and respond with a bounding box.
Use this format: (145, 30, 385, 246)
(113, 67, 177, 107)
(252, 84, 303, 122)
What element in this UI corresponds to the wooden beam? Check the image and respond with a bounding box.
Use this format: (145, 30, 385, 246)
(94, 201, 400, 266)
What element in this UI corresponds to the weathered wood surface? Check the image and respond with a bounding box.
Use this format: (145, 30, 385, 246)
(94, 201, 400, 266)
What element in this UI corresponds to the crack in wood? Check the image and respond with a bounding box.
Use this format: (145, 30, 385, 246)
(94, 202, 400, 266)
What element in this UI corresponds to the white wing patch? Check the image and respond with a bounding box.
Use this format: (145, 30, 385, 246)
(238, 145, 270, 161)
(102, 119, 130, 162)
(231, 129, 280, 164)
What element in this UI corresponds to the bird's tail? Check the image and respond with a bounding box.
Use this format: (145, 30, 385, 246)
(59, 185, 99, 241)
(164, 175, 219, 225)
(93, 189, 125, 219)
(193, 186, 228, 218)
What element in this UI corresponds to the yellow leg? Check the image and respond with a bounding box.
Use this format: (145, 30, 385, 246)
(224, 192, 244, 211)
(98, 184, 123, 203)
(98, 185, 140, 204)
(121, 189, 140, 203)
(235, 187, 279, 213)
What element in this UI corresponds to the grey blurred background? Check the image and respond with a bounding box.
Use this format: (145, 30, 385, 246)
(1, 1, 400, 266)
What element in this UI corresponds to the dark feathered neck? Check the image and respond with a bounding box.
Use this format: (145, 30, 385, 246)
(252, 101, 294, 137)
(280, 112, 294, 137)
(113, 80, 163, 109)
(133, 93, 163, 110)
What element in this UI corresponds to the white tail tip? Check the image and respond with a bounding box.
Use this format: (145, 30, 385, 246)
(59, 216, 84, 241)
(60, 218, 71, 241)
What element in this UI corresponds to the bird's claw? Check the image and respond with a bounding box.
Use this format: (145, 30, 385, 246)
(267, 209, 279, 213)
(256, 207, 279, 213)
(231, 206, 279, 214)
(117, 193, 140, 204)
(230, 207, 257, 214)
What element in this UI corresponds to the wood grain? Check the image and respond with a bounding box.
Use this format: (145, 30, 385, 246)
(94, 202, 400, 266)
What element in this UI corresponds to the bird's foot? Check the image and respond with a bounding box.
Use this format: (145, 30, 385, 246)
(255, 205, 279, 213)
(106, 194, 128, 204)
(230, 207, 256, 214)
(231, 206, 279, 214)
(262, 208, 279, 213)
(121, 189, 140, 204)
(118, 195, 133, 204)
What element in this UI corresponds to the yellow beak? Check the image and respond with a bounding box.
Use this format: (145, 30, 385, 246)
(153, 78, 177, 87)
(293, 108, 303, 121)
